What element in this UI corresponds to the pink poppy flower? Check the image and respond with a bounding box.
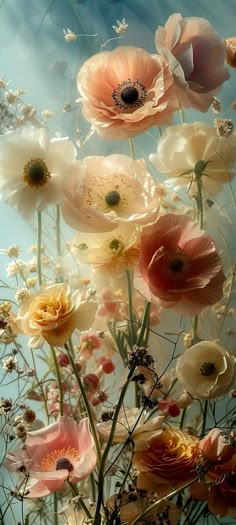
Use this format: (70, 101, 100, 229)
(77, 46, 178, 140)
(134, 213, 225, 315)
(155, 14, 229, 112)
(198, 428, 234, 463)
(4, 416, 97, 497)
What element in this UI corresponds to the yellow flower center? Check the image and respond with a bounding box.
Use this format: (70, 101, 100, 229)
(22, 157, 51, 188)
(86, 174, 136, 214)
(41, 446, 79, 472)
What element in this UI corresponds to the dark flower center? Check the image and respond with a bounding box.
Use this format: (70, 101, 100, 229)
(105, 190, 121, 206)
(121, 86, 139, 105)
(109, 239, 121, 250)
(200, 362, 216, 376)
(112, 79, 147, 111)
(55, 457, 73, 472)
(169, 257, 184, 273)
(22, 157, 51, 188)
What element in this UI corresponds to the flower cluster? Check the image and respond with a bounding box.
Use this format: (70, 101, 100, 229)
(0, 9, 236, 525)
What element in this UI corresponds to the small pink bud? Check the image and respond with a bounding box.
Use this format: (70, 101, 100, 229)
(83, 373, 99, 392)
(57, 352, 70, 367)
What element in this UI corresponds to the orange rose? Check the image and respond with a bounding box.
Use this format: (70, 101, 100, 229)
(133, 427, 198, 496)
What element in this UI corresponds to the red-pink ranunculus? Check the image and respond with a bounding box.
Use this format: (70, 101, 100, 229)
(4, 416, 97, 497)
(77, 46, 178, 140)
(155, 14, 229, 112)
(135, 213, 225, 316)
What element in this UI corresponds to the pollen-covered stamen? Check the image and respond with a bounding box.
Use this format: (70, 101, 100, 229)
(22, 157, 51, 188)
(105, 190, 121, 207)
(109, 238, 123, 251)
(200, 362, 216, 376)
(41, 446, 79, 472)
(56, 457, 73, 472)
(112, 79, 147, 110)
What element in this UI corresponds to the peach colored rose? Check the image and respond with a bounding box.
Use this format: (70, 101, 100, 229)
(133, 427, 198, 496)
(61, 155, 160, 232)
(198, 428, 235, 463)
(135, 213, 225, 316)
(17, 283, 97, 348)
(77, 46, 178, 140)
(4, 416, 97, 497)
(155, 14, 229, 111)
(225, 37, 236, 68)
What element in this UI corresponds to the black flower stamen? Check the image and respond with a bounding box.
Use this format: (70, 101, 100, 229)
(112, 79, 147, 110)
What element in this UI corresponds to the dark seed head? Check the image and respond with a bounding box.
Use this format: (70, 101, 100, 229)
(55, 457, 73, 472)
(121, 86, 139, 105)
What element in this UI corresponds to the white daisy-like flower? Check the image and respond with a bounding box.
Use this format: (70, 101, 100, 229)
(0, 126, 77, 218)
(61, 155, 160, 233)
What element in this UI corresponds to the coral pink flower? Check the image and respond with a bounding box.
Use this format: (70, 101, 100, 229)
(4, 416, 97, 497)
(77, 46, 178, 140)
(224, 37, 236, 68)
(135, 213, 225, 315)
(198, 428, 234, 463)
(155, 14, 229, 112)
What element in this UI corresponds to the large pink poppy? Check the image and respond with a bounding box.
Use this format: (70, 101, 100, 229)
(155, 14, 229, 111)
(135, 213, 225, 315)
(77, 46, 178, 140)
(4, 416, 97, 497)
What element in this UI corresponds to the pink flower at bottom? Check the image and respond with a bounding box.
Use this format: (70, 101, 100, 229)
(4, 416, 97, 497)
(135, 213, 225, 316)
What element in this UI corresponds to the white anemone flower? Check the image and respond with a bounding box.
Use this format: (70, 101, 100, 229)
(0, 126, 77, 218)
(176, 341, 236, 400)
(150, 122, 236, 195)
(61, 154, 160, 232)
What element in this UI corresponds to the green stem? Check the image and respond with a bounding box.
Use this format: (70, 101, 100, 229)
(53, 493, 59, 525)
(56, 205, 62, 258)
(37, 211, 42, 286)
(65, 341, 101, 466)
(192, 315, 199, 345)
(50, 346, 64, 416)
(136, 301, 151, 346)
(201, 400, 208, 437)
(128, 138, 135, 159)
(179, 106, 185, 124)
(196, 178, 204, 229)
(94, 366, 135, 525)
(67, 481, 93, 520)
(125, 269, 136, 344)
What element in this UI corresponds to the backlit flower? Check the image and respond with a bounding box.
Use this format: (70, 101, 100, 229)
(71, 223, 140, 276)
(61, 155, 160, 232)
(155, 14, 229, 111)
(198, 428, 234, 463)
(135, 213, 225, 316)
(225, 37, 236, 68)
(176, 341, 236, 399)
(77, 46, 178, 140)
(0, 127, 77, 218)
(17, 283, 97, 348)
(133, 427, 198, 496)
(150, 123, 236, 195)
(4, 416, 97, 497)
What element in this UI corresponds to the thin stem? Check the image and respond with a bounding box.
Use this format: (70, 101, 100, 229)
(128, 138, 135, 159)
(179, 106, 185, 124)
(56, 205, 62, 257)
(201, 400, 208, 437)
(136, 301, 151, 346)
(50, 346, 64, 416)
(125, 269, 136, 344)
(53, 493, 59, 525)
(196, 178, 204, 229)
(67, 481, 93, 520)
(37, 211, 42, 286)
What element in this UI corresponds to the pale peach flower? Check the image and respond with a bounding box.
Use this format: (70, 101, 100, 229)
(155, 14, 229, 111)
(17, 283, 97, 348)
(198, 428, 234, 463)
(61, 155, 160, 232)
(135, 213, 225, 316)
(150, 123, 236, 195)
(71, 223, 140, 276)
(96, 407, 164, 446)
(225, 37, 236, 68)
(77, 46, 178, 140)
(133, 427, 198, 496)
(4, 416, 97, 497)
(0, 127, 77, 218)
(176, 341, 236, 400)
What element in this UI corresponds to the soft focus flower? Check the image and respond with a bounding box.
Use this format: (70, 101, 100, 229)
(135, 213, 225, 316)
(198, 428, 234, 463)
(176, 341, 236, 399)
(155, 14, 229, 111)
(150, 123, 236, 195)
(61, 155, 160, 232)
(71, 223, 140, 276)
(133, 427, 198, 496)
(107, 493, 181, 525)
(191, 469, 236, 518)
(4, 416, 97, 497)
(97, 407, 164, 445)
(77, 46, 178, 140)
(17, 283, 97, 348)
(225, 37, 236, 68)
(0, 127, 77, 218)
